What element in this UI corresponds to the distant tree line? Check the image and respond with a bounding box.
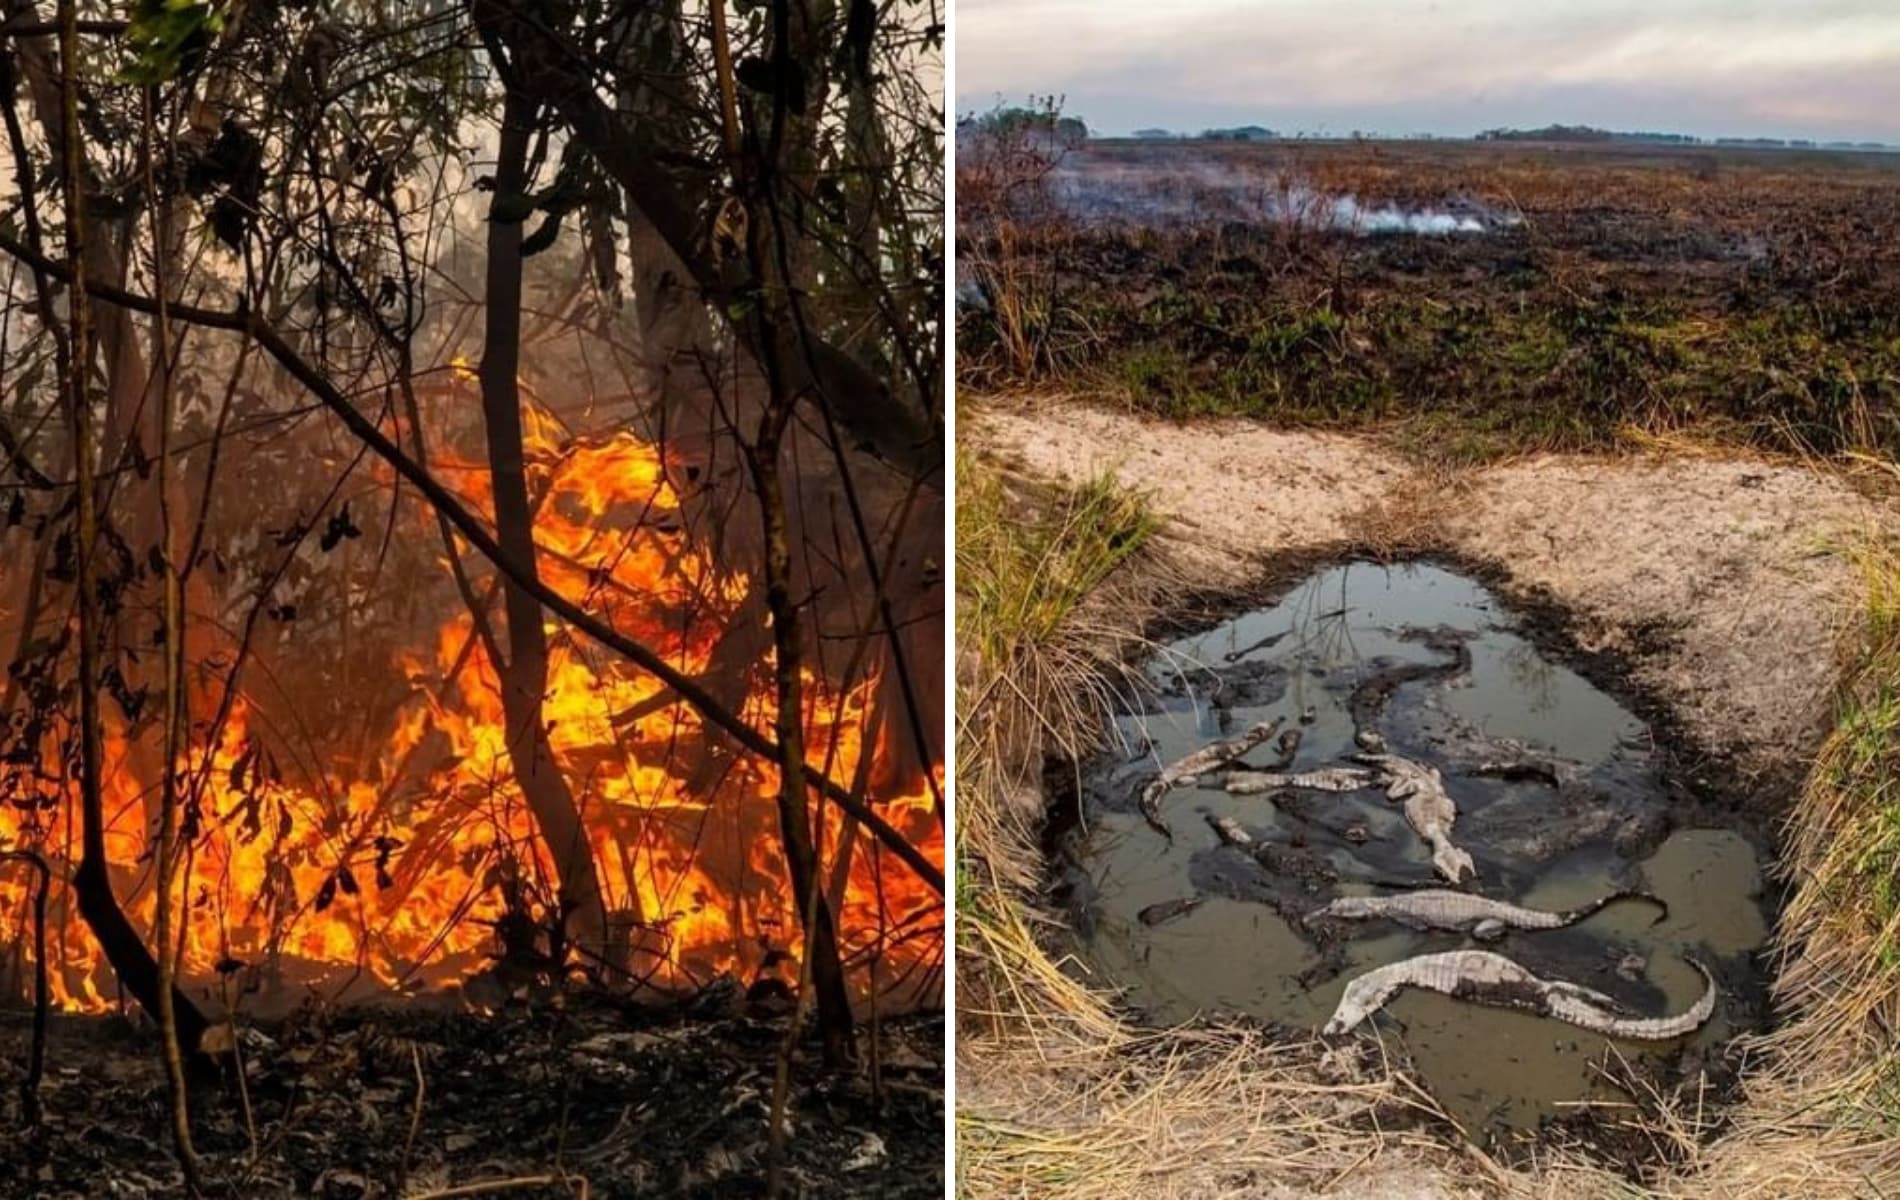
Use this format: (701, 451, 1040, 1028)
(960, 101, 1089, 148)
(1479, 124, 1894, 151)
(1128, 125, 1276, 142)
(1096, 119, 1895, 151)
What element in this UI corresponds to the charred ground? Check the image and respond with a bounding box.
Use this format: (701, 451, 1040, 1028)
(959, 138, 1900, 461)
(0, 1000, 944, 1199)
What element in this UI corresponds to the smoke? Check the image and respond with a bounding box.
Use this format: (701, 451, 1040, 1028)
(955, 272, 988, 311)
(1047, 158, 1517, 236)
(1327, 193, 1489, 235)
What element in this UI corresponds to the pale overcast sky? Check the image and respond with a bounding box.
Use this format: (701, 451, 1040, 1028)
(954, 0, 1900, 141)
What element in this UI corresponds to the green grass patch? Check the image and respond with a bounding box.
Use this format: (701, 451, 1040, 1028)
(1817, 537, 1900, 966)
(956, 452, 1158, 667)
(1841, 683, 1900, 951)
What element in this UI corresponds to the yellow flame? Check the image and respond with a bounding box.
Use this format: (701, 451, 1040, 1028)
(0, 384, 941, 1012)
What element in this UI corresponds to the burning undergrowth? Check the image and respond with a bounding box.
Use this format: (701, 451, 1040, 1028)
(0, 1, 947, 1189)
(0, 362, 943, 1021)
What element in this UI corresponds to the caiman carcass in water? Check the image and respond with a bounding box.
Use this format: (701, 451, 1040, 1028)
(1322, 949, 1718, 1040)
(1137, 717, 1292, 839)
(1225, 746, 1476, 883)
(1305, 888, 1667, 940)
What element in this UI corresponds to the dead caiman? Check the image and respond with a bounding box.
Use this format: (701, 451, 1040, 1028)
(1305, 888, 1667, 940)
(1354, 751, 1474, 883)
(1322, 948, 1718, 1040)
(1226, 767, 1377, 794)
(1139, 717, 1286, 839)
(1227, 749, 1475, 882)
(1206, 814, 1434, 890)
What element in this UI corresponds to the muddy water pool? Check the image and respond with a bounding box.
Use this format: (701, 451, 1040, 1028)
(1056, 561, 1771, 1144)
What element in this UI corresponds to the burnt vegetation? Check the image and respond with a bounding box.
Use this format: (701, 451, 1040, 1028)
(958, 125, 1900, 462)
(0, 0, 945, 1195)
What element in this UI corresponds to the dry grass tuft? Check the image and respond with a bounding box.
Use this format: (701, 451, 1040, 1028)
(955, 449, 1175, 1037)
(1665, 530, 1900, 1197)
(955, 450, 1173, 892)
(960, 1028, 1491, 1199)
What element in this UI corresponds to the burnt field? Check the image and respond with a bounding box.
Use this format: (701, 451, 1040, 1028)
(956, 137, 1900, 460)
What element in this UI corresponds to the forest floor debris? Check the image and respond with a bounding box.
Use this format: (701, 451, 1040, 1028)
(0, 998, 943, 1199)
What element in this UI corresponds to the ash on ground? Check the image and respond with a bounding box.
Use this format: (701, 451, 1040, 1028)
(0, 993, 943, 1199)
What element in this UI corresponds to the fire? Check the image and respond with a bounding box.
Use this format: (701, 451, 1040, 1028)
(0, 379, 942, 1017)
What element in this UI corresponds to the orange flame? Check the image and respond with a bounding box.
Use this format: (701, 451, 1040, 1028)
(0, 385, 941, 1016)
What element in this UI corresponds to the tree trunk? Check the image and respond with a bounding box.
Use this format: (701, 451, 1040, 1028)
(478, 90, 616, 970)
(465, 0, 940, 486)
(146, 86, 200, 1181)
(49, 0, 212, 1057)
(749, 418, 855, 1065)
(5, 0, 169, 827)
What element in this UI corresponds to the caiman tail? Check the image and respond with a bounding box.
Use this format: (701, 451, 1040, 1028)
(1561, 889, 1669, 926)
